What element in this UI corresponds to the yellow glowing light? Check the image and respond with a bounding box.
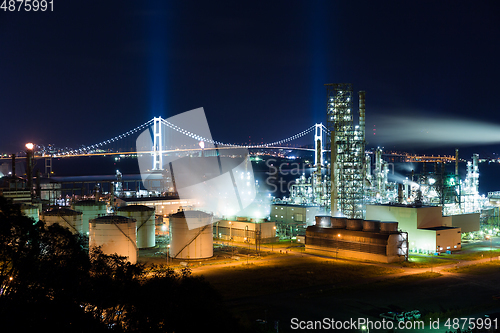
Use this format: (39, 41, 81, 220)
(25, 143, 34, 150)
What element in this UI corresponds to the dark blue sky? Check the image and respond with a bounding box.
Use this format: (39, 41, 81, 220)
(1, 1, 499, 155)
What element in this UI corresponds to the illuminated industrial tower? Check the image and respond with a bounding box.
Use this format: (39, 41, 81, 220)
(326, 83, 365, 218)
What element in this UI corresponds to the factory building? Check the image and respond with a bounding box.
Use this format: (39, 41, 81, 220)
(305, 216, 407, 263)
(0, 175, 32, 204)
(270, 203, 325, 226)
(269, 202, 327, 238)
(214, 217, 277, 244)
(365, 204, 470, 253)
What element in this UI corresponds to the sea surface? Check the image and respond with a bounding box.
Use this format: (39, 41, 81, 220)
(27, 155, 500, 198)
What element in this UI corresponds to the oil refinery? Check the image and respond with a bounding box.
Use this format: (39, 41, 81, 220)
(0, 83, 499, 263)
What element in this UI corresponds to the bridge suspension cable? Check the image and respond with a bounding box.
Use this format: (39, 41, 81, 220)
(66, 119, 154, 154)
(160, 117, 316, 148)
(61, 117, 318, 155)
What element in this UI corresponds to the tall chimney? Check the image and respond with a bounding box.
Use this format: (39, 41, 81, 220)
(11, 154, 15, 177)
(358, 91, 366, 140)
(26, 149, 33, 197)
(330, 131, 337, 215)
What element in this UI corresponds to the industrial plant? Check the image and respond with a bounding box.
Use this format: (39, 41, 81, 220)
(271, 83, 496, 260)
(0, 83, 498, 264)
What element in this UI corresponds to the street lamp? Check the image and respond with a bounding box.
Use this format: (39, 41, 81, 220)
(244, 237, 249, 264)
(272, 226, 276, 252)
(486, 235, 492, 261)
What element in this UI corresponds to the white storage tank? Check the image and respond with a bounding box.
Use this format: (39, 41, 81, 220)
(169, 210, 213, 259)
(89, 215, 137, 264)
(72, 200, 108, 235)
(116, 205, 155, 248)
(41, 208, 83, 234)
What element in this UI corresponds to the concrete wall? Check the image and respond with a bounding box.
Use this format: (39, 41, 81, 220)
(435, 228, 462, 252)
(415, 206, 448, 228)
(408, 229, 437, 253)
(451, 213, 480, 233)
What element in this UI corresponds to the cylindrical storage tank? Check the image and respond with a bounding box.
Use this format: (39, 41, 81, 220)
(363, 220, 381, 232)
(19, 203, 39, 222)
(41, 208, 83, 234)
(380, 221, 399, 233)
(72, 200, 108, 235)
(116, 205, 155, 249)
(315, 215, 331, 228)
(346, 218, 363, 231)
(330, 217, 347, 229)
(89, 215, 137, 264)
(169, 211, 213, 259)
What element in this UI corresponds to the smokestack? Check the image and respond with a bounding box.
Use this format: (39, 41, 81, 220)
(358, 91, 366, 140)
(11, 154, 15, 177)
(94, 184, 100, 203)
(26, 147, 33, 198)
(330, 131, 337, 214)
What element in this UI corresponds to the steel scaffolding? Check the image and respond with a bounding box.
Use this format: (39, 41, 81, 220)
(326, 83, 365, 218)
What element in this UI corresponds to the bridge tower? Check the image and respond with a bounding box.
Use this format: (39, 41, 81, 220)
(314, 123, 323, 167)
(152, 116, 163, 170)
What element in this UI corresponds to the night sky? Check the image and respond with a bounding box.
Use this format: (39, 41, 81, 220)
(1, 1, 499, 155)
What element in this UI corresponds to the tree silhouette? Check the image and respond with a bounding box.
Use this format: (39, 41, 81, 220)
(0, 197, 240, 332)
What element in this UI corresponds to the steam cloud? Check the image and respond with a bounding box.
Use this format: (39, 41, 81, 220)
(372, 114, 500, 147)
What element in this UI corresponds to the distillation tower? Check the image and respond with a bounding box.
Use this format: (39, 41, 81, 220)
(326, 83, 366, 219)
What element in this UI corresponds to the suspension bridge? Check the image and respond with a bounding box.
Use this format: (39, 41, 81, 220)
(9, 117, 329, 165)
(64, 117, 328, 154)
(0, 117, 330, 177)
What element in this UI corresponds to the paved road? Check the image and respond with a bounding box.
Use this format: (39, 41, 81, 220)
(188, 247, 500, 333)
